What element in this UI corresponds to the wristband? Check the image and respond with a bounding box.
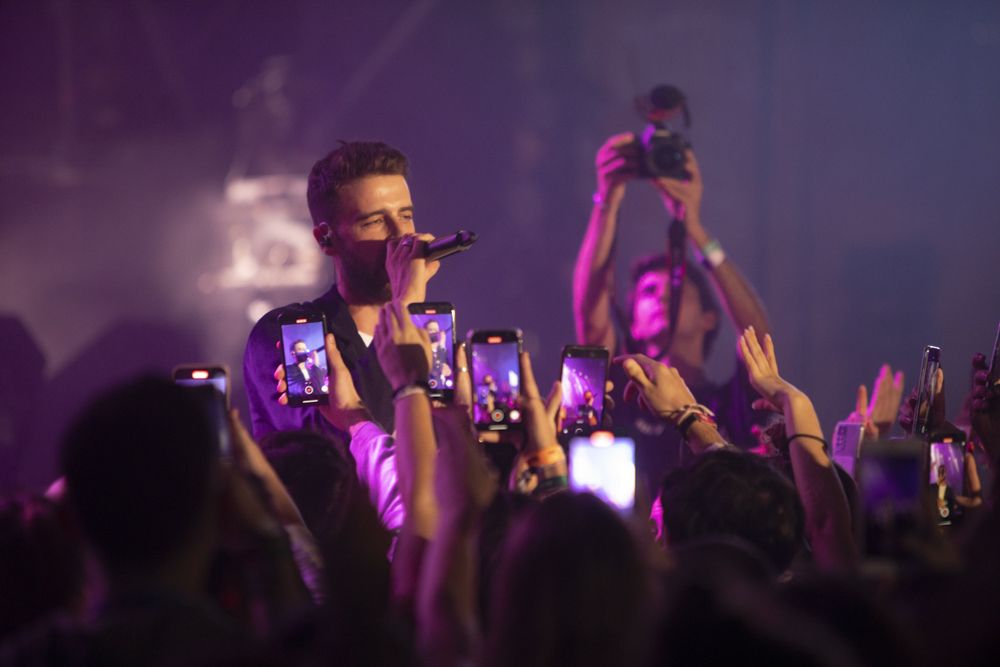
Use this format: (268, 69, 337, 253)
(786, 433, 828, 451)
(514, 445, 569, 496)
(392, 381, 430, 402)
(677, 412, 701, 438)
(663, 404, 718, 439)
(697, 238, 726, 270)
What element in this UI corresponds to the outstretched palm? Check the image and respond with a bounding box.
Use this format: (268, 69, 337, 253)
(738, 326, 791, 408)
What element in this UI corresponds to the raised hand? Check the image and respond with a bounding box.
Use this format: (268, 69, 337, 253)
(453, 343, 472, 409)
(898, 367, 945, 435)
(275, 333, 371, 431)
(518, 350, 562, 454)
(374, 301, 432, 392)
(615, 353, 696, 419)
(969, 352, 1000, 461)
(847, 364, 905, 440)
(737, 326, 802, 408)
(868, 364, 905, 432)
(652, 149, 703, 223)
(594, 132, 639, 201)
(386, 233, 441, 306)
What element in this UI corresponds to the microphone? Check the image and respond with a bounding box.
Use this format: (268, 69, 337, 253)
(424, 230, 478, 261)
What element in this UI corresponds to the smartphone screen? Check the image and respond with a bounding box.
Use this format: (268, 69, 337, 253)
(569, 433, 636, 513)
(559, 346, 609, 437)
(857, 439, 928, 560)
(928, 436, 966, 525)
(913, 345, 941, 437)
(408, 302, 456, 401)
(172, 365, 230, 407)
(469, 330, 522, 430)
(279, 313, 330, 406)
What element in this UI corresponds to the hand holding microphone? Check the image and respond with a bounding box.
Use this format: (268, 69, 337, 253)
(387, 230, 478, 304)
(423, 230, 478, 261)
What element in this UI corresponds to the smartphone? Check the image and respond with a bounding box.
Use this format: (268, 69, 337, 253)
(831, 420, 864, 478)
(856, 439, 929, 561)
(171, 374, 232, 458)
(278, 311, 330, 406)
(569, 433, 636, 513)
(928, 433, 967, 526)
(559, 345, 609, 437)
(468, 329, 523, 431)
(172, 364, 230, 408)
(913, 345, 941, 437)
(408, 302, 456, 402)
(987, 321, 1000, 392)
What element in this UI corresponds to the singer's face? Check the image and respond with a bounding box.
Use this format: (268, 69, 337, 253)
(332, 175, 416, 303)
(630, 271, 712, 346)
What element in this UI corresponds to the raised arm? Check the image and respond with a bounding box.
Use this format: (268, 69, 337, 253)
(374, 300, 439, 540)
(372, 300, 439, 618)
(416, 406, 497, 667)
(573, 132, 637, 349)
(738, 327, 856, 572)
(654, 150, 771, 337)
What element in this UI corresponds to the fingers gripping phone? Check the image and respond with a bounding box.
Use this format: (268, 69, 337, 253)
(172, 364, 232, 457)
(559, 345, 609, 438)
(913, 345, 941, 437)
(408, 302, 456, 402)
(469, 329, 523, 431)
(278, 312, 330, 406)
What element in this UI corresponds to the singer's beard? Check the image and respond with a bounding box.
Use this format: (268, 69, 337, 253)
(338, 252, 392, 305)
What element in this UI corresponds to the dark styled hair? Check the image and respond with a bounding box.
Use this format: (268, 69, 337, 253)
(659, 449, 805, 572)
(59, 377, 219, 572)
(306, 140, 409, 226)
(628, 254, 721, 356)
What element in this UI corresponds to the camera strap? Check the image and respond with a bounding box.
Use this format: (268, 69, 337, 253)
(662, 218, 687, 354)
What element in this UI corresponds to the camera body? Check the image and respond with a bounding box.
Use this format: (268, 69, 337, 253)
(636, 123, 691, 180)
(633, 84, 692, 180)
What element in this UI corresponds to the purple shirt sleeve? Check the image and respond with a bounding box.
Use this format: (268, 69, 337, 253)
(349, 421, 405, 533)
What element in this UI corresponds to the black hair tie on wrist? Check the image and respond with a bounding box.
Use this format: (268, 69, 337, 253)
(786, 433, 828, 451)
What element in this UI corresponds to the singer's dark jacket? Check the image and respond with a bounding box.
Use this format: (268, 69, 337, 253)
(243, 285, 395, 440)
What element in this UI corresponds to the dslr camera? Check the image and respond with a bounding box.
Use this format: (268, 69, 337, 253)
(633, 84, 691, 180)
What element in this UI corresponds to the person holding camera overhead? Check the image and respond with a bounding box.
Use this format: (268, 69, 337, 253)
(573, 88, 773, 493)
